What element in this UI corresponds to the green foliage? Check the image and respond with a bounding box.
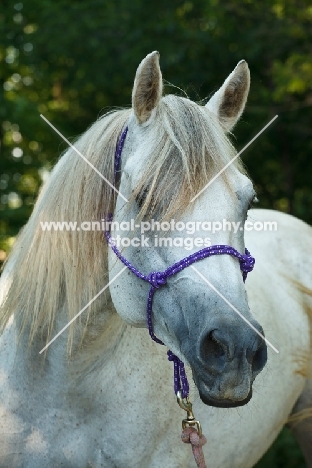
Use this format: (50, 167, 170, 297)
(1, 1, 312, 463)
(255, 427, 305, 468)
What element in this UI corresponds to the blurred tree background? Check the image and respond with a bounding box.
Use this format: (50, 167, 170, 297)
(1, 0, 311, 465)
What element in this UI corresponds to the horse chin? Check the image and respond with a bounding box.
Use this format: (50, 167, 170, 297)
(198, 388, 253, 408)
(194, 375, 253, 408)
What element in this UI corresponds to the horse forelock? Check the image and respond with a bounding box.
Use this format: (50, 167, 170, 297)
(0, 94, 247, 354)
(131, 94, 247, 221)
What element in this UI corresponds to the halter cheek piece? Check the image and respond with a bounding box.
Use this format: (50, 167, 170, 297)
(105, 126, 255, 399)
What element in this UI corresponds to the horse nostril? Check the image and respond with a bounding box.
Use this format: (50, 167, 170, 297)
(201, 330, 227, 362)
(252, 342, 267, 373)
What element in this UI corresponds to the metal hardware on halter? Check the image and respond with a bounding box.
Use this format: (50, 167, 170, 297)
(177, 391, 202, 437)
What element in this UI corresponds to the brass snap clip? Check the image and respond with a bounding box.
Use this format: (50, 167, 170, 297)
(176, 391, 202, 436)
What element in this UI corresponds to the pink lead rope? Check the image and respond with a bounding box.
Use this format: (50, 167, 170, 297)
(182, 427, 207, 468)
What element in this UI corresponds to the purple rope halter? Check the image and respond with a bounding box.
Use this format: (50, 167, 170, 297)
(105, 126, 255, 399)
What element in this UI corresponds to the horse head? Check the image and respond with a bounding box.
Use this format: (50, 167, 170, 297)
(107, 51, 267, 408)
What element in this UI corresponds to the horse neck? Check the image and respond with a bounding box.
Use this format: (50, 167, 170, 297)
(9, 296, 126, 395)
(70, 302, 127, 380)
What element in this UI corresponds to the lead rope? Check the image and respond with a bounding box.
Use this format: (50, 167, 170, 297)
(106, 127, 256, 468)
(182, 428, 207, 468)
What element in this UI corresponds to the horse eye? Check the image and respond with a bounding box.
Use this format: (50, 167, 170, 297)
(135, 188, 149, 209)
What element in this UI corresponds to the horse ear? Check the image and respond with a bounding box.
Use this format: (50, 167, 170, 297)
(132, 51, 163, 124)
(206, 60, 250, 132)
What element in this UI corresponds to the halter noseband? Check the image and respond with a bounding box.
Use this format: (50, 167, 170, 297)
(105, 126, 255, 399)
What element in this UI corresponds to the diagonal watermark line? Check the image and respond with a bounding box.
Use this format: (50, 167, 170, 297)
(190, 265, 279, 354)
(40, 114, 128, 203)
(39, 266, 127, 354)
(191, 115, 278, 203)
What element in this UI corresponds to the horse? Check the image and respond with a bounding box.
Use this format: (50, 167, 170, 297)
(0, 51, 311, 468)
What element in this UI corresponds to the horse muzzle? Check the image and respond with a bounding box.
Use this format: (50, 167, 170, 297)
(186, 320, 268, 408)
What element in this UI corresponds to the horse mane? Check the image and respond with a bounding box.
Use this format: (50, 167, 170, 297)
(0, 95, 246, 353)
